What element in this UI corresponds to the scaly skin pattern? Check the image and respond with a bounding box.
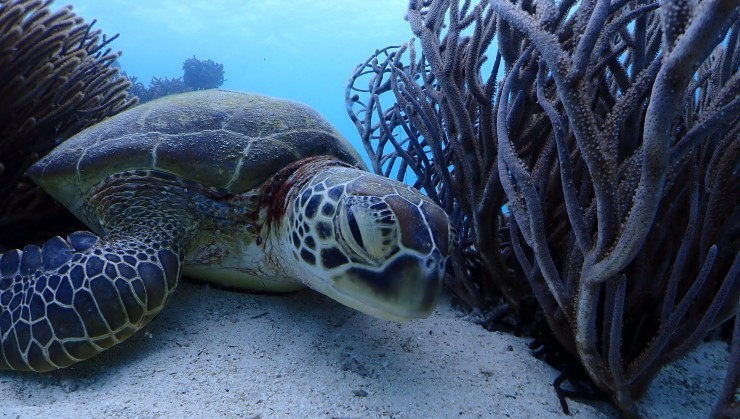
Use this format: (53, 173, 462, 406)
(0, 171, 198, 372)
(0, 233, 180, 372)
(272, 159, 453, 321)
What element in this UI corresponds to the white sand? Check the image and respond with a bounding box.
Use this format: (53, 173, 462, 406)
(0, 281, 729, 418)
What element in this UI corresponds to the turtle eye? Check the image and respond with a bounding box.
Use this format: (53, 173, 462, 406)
(346, 210, 365, 249)
(338, 197, 398, 262)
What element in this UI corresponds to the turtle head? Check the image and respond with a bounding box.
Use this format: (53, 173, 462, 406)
(278, 160, 454, 321)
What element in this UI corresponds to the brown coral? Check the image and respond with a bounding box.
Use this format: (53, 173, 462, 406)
(347, 0, 739, 416)
(0, 0, 136, 248)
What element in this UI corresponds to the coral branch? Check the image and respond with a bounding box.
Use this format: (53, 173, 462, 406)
(349, 0, 739, 415)
(0, 0, 136, 248)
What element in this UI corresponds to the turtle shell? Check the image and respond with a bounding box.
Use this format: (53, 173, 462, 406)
(28, 90, 366, 226)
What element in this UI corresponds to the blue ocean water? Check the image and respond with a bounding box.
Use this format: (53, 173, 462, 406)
(61, 0, 415, 166)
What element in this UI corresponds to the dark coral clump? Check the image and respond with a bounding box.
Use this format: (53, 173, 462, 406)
(0, 0, 136, 249)
(127, 75, 191, 103)
(127, 56, 225, 104)
(182, 56, 224, 90)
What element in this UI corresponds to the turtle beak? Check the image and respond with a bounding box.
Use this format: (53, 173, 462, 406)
(334, 252, 444, 321)
(370, 194, 450, 320)
(330, 191, 451, 321)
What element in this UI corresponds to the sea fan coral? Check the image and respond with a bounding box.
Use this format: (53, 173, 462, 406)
(0, 0, 136, 249)
(347, 0, 739, 415)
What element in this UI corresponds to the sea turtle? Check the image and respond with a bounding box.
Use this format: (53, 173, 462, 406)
(0, 90, 454, 372)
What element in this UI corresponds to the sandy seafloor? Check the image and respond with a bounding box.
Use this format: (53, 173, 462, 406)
(0, 280, 729, 418)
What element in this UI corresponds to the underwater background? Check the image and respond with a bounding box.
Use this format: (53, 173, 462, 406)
(1, 2, 734, 416)
(59, 0, 414, 166)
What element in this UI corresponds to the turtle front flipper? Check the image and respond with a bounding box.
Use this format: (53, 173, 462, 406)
(0, 231, 182, 372)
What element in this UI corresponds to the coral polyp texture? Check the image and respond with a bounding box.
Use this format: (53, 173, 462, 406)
(0, 0, 136, 248)
(346, 0, 739, 416)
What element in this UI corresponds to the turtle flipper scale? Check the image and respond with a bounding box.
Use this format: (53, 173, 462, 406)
(0, 232, 181, 372)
